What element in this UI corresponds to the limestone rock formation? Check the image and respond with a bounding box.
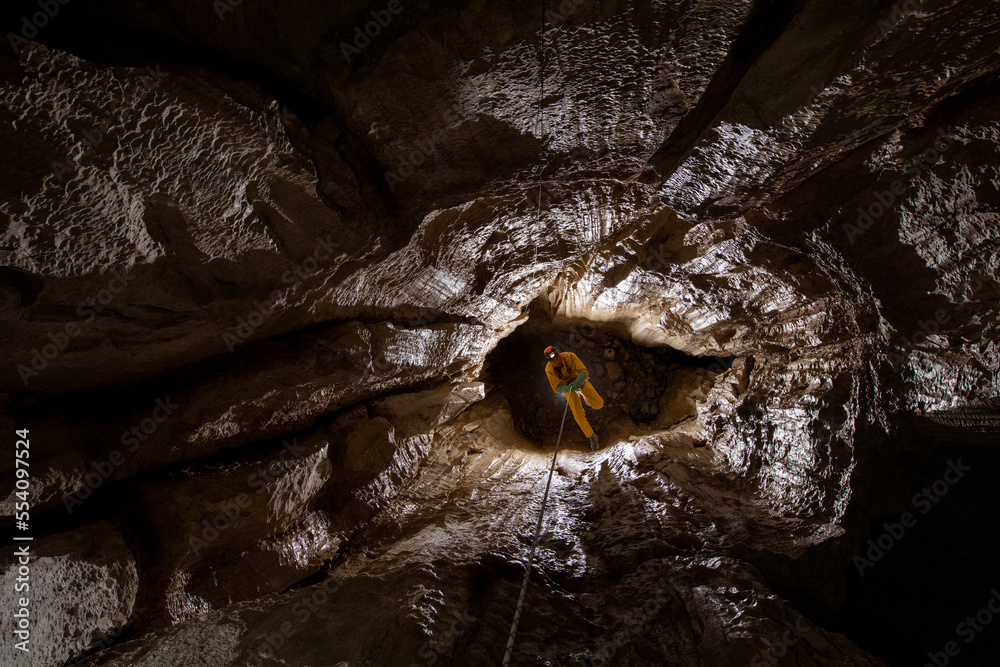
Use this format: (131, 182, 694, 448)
(0, 522, 137, 666)
(1, 0, 998, 665)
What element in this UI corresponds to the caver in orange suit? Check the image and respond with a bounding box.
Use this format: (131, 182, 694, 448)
(543, 347, 604, 448)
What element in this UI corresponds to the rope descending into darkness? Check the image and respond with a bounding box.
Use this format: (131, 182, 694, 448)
(501, 398, 569, 666)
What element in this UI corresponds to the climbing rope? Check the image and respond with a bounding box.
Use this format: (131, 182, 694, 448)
(502, 11, 556, 663)
(501, 398, 569, 666)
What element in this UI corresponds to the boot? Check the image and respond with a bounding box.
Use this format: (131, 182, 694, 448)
(589, 433, 599, 451)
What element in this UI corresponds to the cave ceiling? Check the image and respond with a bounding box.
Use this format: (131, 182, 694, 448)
(1, 0, 999, 665)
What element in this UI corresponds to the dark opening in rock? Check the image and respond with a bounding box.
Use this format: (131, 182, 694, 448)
(484, 311, 735, 445)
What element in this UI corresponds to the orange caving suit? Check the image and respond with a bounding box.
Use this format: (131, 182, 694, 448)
(545, 351, 604, 438)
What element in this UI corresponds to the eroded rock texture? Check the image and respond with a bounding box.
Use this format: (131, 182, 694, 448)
(1, 0, 999, 665)
(0, 522, 137, 666)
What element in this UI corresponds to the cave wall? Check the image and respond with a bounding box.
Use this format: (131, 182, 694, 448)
(1, 0, 999, 664)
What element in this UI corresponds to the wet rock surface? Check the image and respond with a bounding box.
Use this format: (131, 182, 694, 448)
(1, 1, 999, 665)
(89, 395, 884, 667)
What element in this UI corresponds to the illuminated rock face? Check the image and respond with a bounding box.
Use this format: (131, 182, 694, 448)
(1, 0, 998, 664)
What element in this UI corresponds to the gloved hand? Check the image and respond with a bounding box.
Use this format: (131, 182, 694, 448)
(556, 384, 571, 393)
(570, 371, 588, 391)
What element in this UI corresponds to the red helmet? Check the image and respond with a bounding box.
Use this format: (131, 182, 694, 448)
(543, 346, 560, 360)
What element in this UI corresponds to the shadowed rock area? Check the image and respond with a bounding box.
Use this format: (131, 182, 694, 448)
(1, 0, 999, 665)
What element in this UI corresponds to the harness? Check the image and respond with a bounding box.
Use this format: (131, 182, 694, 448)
(549, 355, 576, 383)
